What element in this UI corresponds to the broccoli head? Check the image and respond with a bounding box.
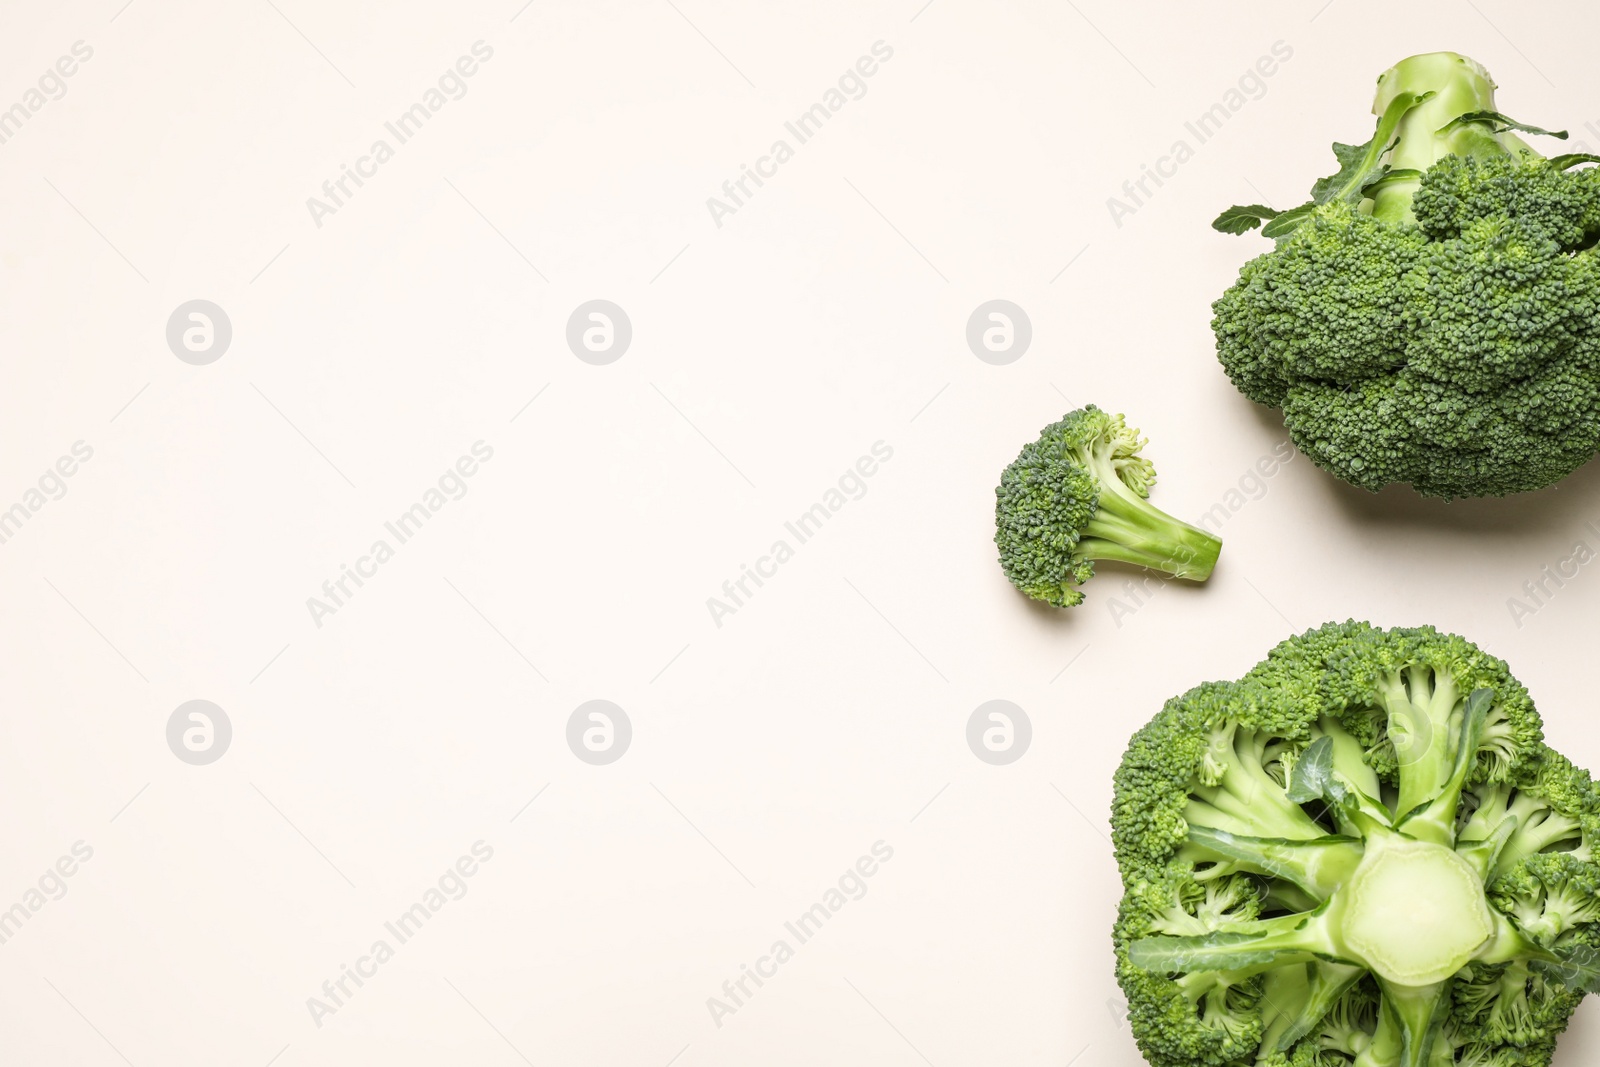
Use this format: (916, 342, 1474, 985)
(1211, 51, 1600, 498)
(1112, 621, 1600, 1067)
(993, 405, 1221, 608)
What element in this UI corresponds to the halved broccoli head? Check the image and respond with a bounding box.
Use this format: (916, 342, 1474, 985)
(1112, 621, 1600, 1067)
(1212, 52, 1600, 498)
(993, 405, 1221, 608)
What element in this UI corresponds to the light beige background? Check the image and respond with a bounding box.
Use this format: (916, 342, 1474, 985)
(0, 0, 1596, 1064)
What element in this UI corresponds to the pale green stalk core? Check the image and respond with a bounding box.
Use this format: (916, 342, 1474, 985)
(1368, 51, 1540, 222)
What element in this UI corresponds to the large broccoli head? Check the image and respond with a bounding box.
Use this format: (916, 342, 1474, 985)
(1212, 51, 1600, 498)
(993, 405, 1221, 608)
(1112, 621, 1600, 1067)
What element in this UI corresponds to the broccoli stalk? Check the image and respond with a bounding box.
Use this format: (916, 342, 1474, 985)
(1217, 51, 1571, 238)
(1256, 960, 1367, 1053)
(994, 406, 1221, 608)
(1368, 52, 1548, 223)
(1074, 469, 1220, 579)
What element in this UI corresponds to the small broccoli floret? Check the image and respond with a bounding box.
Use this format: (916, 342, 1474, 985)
(1461, 748, 1600, 879)
(1114, 869, 1268, 1066)
(1490, 853, 1600, 948)
(993, 405, 1221, 608)
(1477, 694, 1547, 784)
(1210, 51, 1600, 498)
(1144, 872, 1263, 937)
(1453, 949, 1589, 1052)
(1112, 622, 1600, 1067)
(1449, 1034, 1552, 1067)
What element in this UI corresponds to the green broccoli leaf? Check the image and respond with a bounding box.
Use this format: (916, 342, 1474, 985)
(1212, 204, 1281, 235)
(1310, 141, 1382, 204)
(1438, 110, 1569, 140)
(1261, 203, 1317, 239)
(1316, 91, 1433, 205)
(1550, 152, 1600, 170)
(1360, 166, 1422, 196)
(1247, 91, 1434, 240)
(1530, 943, 1600, 994)
(1286, 736, 1338, 804)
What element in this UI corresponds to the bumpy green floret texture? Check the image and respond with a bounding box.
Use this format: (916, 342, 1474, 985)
(1211, 51, 1600, 498)
(1215, 159, 1600, 498)
(993, 405, 1220, 608)
(1111, 622, 1600, 1067)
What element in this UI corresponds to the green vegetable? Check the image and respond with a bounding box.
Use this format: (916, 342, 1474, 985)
(993, 405, 1220, 608)
(1112, 621, 1600, 1067)
(1210, 51, 1600, 498)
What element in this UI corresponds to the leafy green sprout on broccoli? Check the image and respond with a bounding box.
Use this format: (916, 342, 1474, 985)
(993, 405, 1222, 608)
(1112, 622, 1600, 1067)
(1211, 51, 1600, 499)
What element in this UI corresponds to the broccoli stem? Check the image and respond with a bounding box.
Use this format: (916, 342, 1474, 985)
(1462, 784, 1585, 880)
(1319, 716, 1383, 799)
(1454, 818, 1518, 883)
(1256, 961, 1366, 1054)
(1378, 669, 1474, 821)
(1501, 808, 1584, 872)
(1078, 479, 1221, 582)
(1359, 979, 1452, 1067)
(1477, 913, 1600, 999)
(1185, 724, 1331, 844)
(1368, 51, 1532, 223)
(1397, 689, 1492, 846)
(1338, 829, 1496, 986)
(1127, 906, 1337, 975)
(1181, 825, 1363, 901)
(1474, 911, 1545, 967)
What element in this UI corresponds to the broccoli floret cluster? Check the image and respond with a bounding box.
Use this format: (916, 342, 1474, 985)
(1211, 52, 1600, 498)
(1112, 621, 1600, 1067)
(993, 405, 1221, 608)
